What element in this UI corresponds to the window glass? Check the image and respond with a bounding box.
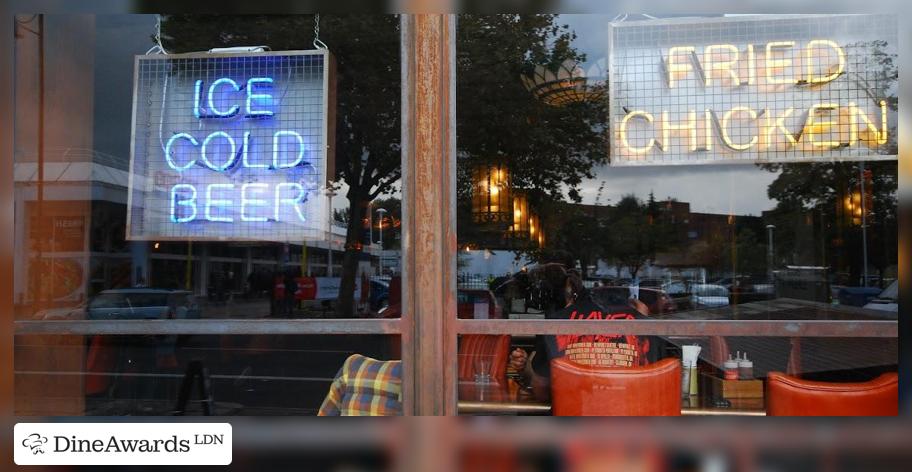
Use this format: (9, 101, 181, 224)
(455, 14, 898, 415)
(14, 14, 402, 321)
(456, 14, 898, 317)
(15, 334, 400, 416)
(13, 13, 405, 416)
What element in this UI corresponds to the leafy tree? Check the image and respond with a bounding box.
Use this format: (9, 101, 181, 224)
(761, 161, 897, 284)
(605, 195, 651, 278)
(597, 194, 681, 279)
(456, 14, 610, 251)
(698, 226, 768, 278)
(539, 204, 603, 277)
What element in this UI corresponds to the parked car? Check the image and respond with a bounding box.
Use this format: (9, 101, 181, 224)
(862, 280, 897, 314)
(637, 278, 667, 289)
(457, 289, 504, 319)
(690, 284, 730, 308)
(590, 286, 677, 315)
(661, 280, 694, 311)
(837, 286, 883, 307)
(726, 275, 775, 305)
(31, 302, 87, 320)
(86, 289, 200, 320)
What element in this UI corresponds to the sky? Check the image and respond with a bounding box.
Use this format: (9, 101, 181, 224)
(92, 15, 158, 167)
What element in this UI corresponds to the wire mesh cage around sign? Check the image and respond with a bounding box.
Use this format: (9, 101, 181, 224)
(608, 14, 898, 166)
(127, 50, 333, 243)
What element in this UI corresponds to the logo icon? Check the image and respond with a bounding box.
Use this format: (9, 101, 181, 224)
(22, 433, 49, 455)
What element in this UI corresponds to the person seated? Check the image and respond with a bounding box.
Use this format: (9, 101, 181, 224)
(317, 354, 402, 416)
(511, 266, 664, 401)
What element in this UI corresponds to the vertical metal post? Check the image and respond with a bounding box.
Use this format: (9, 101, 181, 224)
(859, 162, 869, 287)
(36, 14, 45, 308)
(377, 207, 387, 276)
(400, 14, 457, 416)
(185, 241, 193, 291)
(766, 224, 775, 281)
(326, 188, 336, 277)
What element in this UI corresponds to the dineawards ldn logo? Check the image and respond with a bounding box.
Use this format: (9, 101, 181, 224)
(21, 433, 49, 454)
(14, 423, 232, 465)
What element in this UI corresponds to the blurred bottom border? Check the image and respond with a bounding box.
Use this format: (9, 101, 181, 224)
(7, 417, 912, 472)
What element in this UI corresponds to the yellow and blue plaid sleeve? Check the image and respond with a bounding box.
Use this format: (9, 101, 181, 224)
(317, 357, 350, 416)
(318, 354, 402, 416)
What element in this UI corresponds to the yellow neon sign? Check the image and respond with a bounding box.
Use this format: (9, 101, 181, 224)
(765, 41, 797, 85)
(617, 103, 889, 154)
(721, 107, 758, 151)
(667, 46, 695, 88)
(661, 110, 698, 152)
(619, 111, 655, 154)
(704, 44, 740, 86)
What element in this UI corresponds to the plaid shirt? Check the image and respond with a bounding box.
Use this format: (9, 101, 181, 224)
(318, 354, 402, 416)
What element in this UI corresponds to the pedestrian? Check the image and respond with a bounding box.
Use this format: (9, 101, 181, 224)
(284, 270, 298, 316)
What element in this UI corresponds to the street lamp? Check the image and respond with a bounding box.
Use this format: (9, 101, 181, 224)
(766, 224, 776, 281)
(471, 163, 511, 227)
(376, 208, 388, 276)
(520, 59, 607, 107)
(325, 187, 337, 277)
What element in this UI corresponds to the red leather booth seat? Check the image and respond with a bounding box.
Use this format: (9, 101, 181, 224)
(550, 357, 681, 416)
(457, 335, 511, 383)
(766, 371, 898, 416)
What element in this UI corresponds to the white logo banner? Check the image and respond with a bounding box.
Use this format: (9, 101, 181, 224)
(15, 423, 232, 465)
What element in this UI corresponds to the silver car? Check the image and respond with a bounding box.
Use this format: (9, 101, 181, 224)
(86, 289, 200, 320)
(690, 284, 730, 308)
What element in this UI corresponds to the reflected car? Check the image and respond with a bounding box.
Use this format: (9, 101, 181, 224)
(86, 289, 201, 320)
(591, 286, 676, 315)
(862, 280, 898, 313)
(637, 279, 666, 289)
(31, 302, 87, 320)
(690, 284, 730, 308)
(457, 289, 503, 319)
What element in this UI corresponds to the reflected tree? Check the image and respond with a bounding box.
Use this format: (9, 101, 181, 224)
(456, 14, 609, 255)
(759, 39, 898, 285)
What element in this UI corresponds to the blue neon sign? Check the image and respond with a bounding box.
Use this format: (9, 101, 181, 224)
(128, 51, 332, 242)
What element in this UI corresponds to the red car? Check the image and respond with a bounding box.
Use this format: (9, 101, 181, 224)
(590, 286, 676, 315)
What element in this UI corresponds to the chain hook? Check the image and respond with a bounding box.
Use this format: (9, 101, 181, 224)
(313, 14, 328, 50)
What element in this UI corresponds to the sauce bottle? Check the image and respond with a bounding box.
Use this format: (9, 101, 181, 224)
(738, 352, 754, 380)
(723, 354, 739, 380)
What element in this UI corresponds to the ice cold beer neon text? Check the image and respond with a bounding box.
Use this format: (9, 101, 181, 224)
(165, 75, 315, 224)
